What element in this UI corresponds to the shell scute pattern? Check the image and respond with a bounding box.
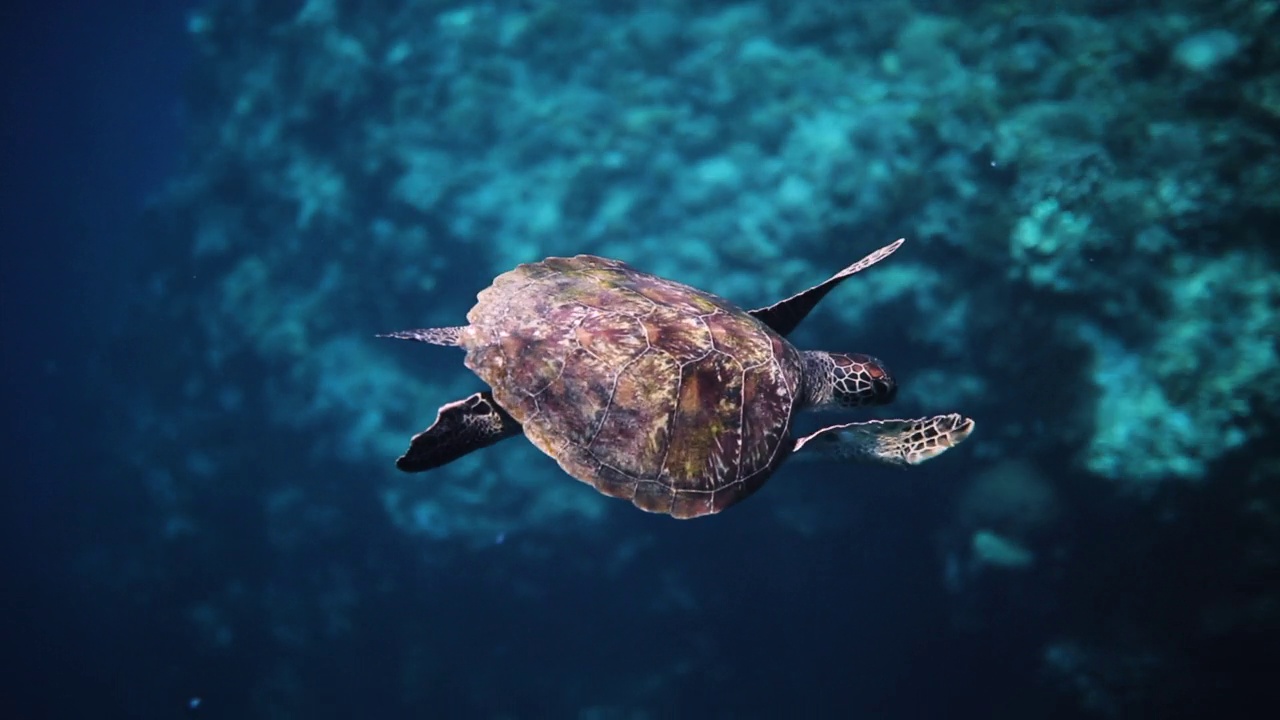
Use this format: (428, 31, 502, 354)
(630, 276, 734, 317)
(752, 334, 802, 441)
(640, 309, 715, 362)
(574, 311, 649, 363)
(463, 255, 801, 512)
(527, 346, 618, 447)
(586, 351, 679, 479)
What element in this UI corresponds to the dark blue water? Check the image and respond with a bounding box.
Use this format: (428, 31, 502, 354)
(4, 2, 193, 717)
(5, 2, 1277, 718)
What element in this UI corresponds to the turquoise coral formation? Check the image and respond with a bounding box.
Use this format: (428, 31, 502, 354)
(146, 0, 1280, 547)
(152, 0, 1280, 535)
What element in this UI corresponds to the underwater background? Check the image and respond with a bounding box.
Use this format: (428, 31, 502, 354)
(4, 0, 1278, 717)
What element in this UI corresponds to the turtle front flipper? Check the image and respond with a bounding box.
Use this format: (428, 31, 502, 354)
(397, 392, 523, 472)
(749, 238, 904, 336)
(793, 413, 974, 465)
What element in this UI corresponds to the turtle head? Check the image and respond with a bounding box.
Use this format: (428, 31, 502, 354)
(800, 351, 897, 409)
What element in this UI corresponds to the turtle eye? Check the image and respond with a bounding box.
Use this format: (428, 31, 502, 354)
(873, 377, 898, 403)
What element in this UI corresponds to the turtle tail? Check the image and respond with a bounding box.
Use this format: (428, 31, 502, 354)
(377, 326, 465, 346)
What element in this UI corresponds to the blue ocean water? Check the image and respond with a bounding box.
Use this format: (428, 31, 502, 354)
(4, 1, 1277, 718)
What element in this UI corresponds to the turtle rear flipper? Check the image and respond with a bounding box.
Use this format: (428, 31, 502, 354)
(397, 392, 523, 472)
(793, 413, 974, 465)
(379, 326, 466, 347)
(749, 238, 904, 336)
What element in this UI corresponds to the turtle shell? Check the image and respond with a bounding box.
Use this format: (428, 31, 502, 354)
(458, 255, 805, 518)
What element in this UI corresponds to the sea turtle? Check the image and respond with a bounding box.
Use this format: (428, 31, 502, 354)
(382, 239, 973, 519)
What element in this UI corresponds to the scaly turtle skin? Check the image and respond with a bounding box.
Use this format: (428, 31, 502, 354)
(383, 240, 974, 519)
